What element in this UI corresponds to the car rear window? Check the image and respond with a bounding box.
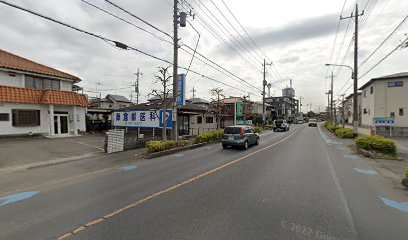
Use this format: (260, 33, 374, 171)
(275, 120, 283, 124)
(224, 127, 241, 134)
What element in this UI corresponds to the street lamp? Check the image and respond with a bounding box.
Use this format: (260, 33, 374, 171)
(325, 63, 354, 79)
(325, 63, 358, 133)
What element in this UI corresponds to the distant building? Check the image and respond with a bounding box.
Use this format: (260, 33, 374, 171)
(265, 96, 299, 122)
(343, 92, 362, 125)
(0, 49, 88, 136)
(360, 72, 408, 127)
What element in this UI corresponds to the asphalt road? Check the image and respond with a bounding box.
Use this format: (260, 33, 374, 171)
(1, 124, 408, 240)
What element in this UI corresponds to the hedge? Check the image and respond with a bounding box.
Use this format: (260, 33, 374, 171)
(335, 128, 357, 138)
(264, 125, 273, 130)
(404, 166, 408, 179)
(355, 136, 396, 156)
(145, 140, 191, 153)
(325, 122, 341, 133)
(253, 126, 262, 133)
(194, 129, 224, 144)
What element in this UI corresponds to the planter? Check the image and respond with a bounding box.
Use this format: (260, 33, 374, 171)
(356, 147, 399, 160)
(401, 178, 408, 189)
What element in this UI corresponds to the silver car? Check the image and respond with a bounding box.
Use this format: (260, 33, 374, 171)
(222, 126, 260, 150)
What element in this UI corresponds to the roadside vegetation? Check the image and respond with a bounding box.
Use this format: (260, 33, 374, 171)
(146, 129, 224, 153)
(355, 135, 397, 157)
(325, 122, 357, 138)
(404, 166, 408, 179)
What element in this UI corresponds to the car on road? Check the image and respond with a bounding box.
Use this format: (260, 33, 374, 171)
(222, 126, 259, 150)
(308, 118, 317, 127)
(296, 119, 304, 124)
(273, 119, 289, 132)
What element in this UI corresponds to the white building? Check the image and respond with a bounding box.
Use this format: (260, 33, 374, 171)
(360, 72, 408, 127)
(343, 92, 362, 125)
(0, 49, 88, 137)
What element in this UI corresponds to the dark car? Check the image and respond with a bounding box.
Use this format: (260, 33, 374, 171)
(308, 118, 317, 127)
(222, 126, 259, 150)
(273, 119, 289, 132)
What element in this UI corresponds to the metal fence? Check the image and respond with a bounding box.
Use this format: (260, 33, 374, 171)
(375, 126, 408, 137)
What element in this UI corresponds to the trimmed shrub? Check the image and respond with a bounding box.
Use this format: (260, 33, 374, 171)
(145, 140, 192, 153)
(325, 122, 341, 133)
(264, 125, 273, 130)
(355, 136, 397, 156)
(253, 126, 262, 133)
(335, 128, 357, 138)
(404, 166, 408, 179)
(194, 129, 224, 144)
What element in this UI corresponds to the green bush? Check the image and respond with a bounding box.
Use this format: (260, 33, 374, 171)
(335, 128, 357, 138)
(355, 136, 397, 156)
(404, 166, 408, 179)
(194, 129, 224, 144)
(145, 140, 192, 153)
(264, 125, 273, 130)
(253, 126, 262, 133)
(325, 122, 341, 133)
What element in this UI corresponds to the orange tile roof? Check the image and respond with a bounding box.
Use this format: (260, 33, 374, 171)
(0, 49, 80, 81)
(0, 85, 89, 107)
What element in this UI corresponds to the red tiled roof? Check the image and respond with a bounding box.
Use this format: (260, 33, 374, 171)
(0, 49, 80, 81)
(0, 85, 89, 107)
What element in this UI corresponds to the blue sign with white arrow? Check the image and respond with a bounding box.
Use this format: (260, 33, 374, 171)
(380, 197, 408, 213)
(0, 191, 38, 207)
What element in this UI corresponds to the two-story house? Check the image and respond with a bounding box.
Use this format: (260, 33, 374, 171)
(360, 72, 408, 127)
(0, 49, 88, 137)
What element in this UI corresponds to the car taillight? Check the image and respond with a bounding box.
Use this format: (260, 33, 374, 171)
(240, 127, 244, 135)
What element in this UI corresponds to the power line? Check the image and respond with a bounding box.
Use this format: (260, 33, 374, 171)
(359, 35, 408, 80)
(0, 0, 259, 97)
(84, 0, 262, 92)
(359, 15, 408, 68)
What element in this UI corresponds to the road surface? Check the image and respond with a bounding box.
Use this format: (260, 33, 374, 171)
(1, 124, 408, 240)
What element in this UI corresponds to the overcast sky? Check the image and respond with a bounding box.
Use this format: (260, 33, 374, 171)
(1, 0, 407, 112)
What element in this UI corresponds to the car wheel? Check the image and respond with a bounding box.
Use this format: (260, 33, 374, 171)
(243, 141, 248, 150)
(273, 129, 276, 132)
(222, 144, 227, 149)
(255, 138, 260, 145)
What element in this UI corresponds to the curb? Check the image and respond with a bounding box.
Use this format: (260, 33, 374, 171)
(144, 141, 220, 159)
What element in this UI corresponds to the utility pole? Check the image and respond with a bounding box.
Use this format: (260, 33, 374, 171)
(341, 3, 364, 133)
(326, 91, 331, 122)
(134, 68, 142, 104)
(299, 96, 303, 113)
(330, 72, 334, 124)
(191, 87, 196, 99)
(267, 83, 272, 98)
(341, 94, 345, 128)
(172, 0, 179, 140)
(262, 59, 272, 126)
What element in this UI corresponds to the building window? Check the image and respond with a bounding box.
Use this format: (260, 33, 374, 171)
(363, 90, 367, 97)
(363, 108, 368, 114)
(388, 81, 404, 88)
(0, 113, 9, 121)
(205, 116, 213, 123)
(390, 112, 395, 118)
(25, 75, 60, 90)
(399, 108, 404, 116)
(370, 86, 373, 94)
(12, 110, 40, 126)
(197, 116, 202, 124)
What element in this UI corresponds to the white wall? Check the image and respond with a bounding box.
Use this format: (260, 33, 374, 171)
(189, 113, 217, 135)
(361, 83, 375, 126)
(54, 105, 86, 134)
(377, 79, 408, 127)
(0, 71, 24, 87)
(0, 103, 49, 136)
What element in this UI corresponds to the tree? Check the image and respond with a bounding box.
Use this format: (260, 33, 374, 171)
(149, 66, 172, 141)
(307, 111, 316, 118)
(209, 88, 225, 129)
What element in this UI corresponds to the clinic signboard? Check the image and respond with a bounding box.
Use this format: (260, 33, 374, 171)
(113, 110, 172, 129)
(177, 74, 186, 106)
(373, 117, 394, 126)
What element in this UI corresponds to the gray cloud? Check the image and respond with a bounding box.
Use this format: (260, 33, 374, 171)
(279, 56, 300, 64)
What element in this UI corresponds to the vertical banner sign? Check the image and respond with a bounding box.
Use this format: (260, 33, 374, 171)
(177, 74, 186, 106)
(159, 110, 172, 128)
(236, 102, 243, 117)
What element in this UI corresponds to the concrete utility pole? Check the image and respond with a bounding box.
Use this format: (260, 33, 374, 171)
(330, 72, 334, 124)
(134, 68, 142, 104)
(267, 83, 272, 98)
(262, 59, 272, 126)
(299, 96, 303, 113)
(191, 87, 196, 99)
(172, 0, 179, 140)
(341, 3, 364, 133)
(341, 94, 345, 128)
(326, 91, 331, 121)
